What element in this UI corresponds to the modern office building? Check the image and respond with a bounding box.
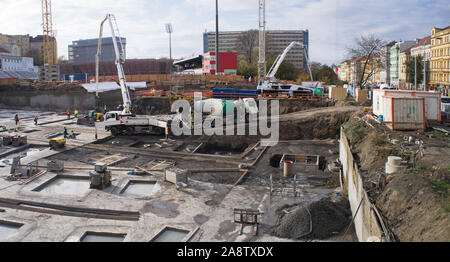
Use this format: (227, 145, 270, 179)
(68, 37, 126, 63)
(203, 30, 309, 69)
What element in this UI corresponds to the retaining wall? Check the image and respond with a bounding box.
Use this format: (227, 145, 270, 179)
(339, 127, 386, 242)
(0, 87, 123, 112)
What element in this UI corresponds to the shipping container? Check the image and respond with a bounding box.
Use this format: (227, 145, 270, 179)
(381, 96, 425, 130)
(373, 89, 441, 122)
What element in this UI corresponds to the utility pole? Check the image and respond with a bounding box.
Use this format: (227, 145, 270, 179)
(215, 0, 219, 75)
(423, 49, 426, 91)
(414, 55, 417, 90)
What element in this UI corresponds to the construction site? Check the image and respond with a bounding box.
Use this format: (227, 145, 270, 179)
(0, 1, 449, 244)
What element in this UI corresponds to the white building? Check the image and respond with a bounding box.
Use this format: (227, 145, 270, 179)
(0, 55, 39, 79)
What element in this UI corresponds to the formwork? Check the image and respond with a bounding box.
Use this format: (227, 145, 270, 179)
(373, 90, 441, 122)
(381, 96, 426, 130)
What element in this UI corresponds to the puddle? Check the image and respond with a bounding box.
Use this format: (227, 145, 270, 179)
(120, 181, 155, 198)
(81, 232, 125, 242)
(0, 147, 43, 167)
(152, 228, 189, 242)
(33, 177, 90, 196)
(0, 222, 22, 240)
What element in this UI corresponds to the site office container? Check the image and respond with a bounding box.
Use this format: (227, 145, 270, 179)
(373, 89, 441, 122)
(381, 96, 426, 130)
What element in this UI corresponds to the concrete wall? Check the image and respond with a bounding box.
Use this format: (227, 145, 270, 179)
(0, 87, 123, 112)
(339, 127, 386, 242)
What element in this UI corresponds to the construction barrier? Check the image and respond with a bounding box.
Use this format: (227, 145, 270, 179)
(355, 89, 369, 103)
(329, 87, 347, 100)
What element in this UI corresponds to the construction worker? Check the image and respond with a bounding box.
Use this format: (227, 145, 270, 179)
(74, 109, 79, 118)
(63, 126, 68, 139)
(34, 115, 39, 126)
(69, 130, 76, 139)
(14, 114, 19, 126)
(103, 104, 107, 113)
(66, 109, 70, 119)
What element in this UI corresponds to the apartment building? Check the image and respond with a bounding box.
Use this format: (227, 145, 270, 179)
(430, 26, 450, 95)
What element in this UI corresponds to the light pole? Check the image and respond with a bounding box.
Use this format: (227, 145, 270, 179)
(165, 23, 173, 74)
(215, 0, 219, 75)
(414, 55, 417, 90)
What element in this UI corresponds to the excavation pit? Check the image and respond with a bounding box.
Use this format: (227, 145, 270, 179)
(120, 181, 156, 198)
(0, 221, 23, 240)
(33, 176, 90, 196)
(80, 232, 126, 242)
(195, 142, 248, 155)
(151, 227, 189, 242)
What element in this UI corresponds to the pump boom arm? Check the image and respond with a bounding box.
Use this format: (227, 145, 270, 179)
(95, 14, 132, 115)
(266, 41, 313, 82)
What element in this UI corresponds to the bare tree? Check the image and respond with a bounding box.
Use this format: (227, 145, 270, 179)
(237, 30, 258, 64)
(347, 34, 386, 88)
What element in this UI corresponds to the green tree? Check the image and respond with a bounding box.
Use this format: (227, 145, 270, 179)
(266, 54, 300, 81)
(406, 55, 424, 85)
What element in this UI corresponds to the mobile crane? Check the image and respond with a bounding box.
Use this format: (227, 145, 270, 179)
(96, 14, 171, 136)
(257, 41, 315, 96)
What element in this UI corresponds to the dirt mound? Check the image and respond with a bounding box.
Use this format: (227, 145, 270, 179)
(376, 171, 450, 241)
(268, 99, 335, 115)
(270, 198, 351, 240)
(279, 109, 355, 140)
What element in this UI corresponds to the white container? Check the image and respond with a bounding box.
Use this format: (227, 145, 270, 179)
(382, 96, 425, 130)
(373, 90, 441, 121)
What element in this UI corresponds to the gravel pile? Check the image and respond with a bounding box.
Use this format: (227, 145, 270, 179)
(271, 198, 351, 240)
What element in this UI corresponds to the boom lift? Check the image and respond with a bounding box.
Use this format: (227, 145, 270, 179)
(257, 41, 315, 96)
(96, 14, 171, 136)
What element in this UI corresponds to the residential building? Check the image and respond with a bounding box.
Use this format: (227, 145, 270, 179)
(389, 41, 417, 88)
(68, 37, 126, 63)
(203, 52, 237, 75)
(410, 36, 431, 90)
(398, 47, 413, 89)
(0, 42, 21, 56)
(430, 26, 450, 96)
(337, 60, 351, 83)
(0, 33, 30, 57)
(203, 30, 309, 70)
(30, 35, 58, 66)
(380, 41, 396, 85)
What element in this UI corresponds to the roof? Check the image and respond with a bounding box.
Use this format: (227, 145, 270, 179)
(0, 47, 10, 53)
(417, 36, 431, 46)
(0, 70, 38, 79)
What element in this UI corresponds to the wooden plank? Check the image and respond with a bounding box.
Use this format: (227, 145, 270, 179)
(241, 142, 260, 158)
(192, 143, 203, 153)
(20, 170, 47, 185)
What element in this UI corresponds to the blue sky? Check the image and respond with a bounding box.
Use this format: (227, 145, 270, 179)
(0, 0, 448, 66)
